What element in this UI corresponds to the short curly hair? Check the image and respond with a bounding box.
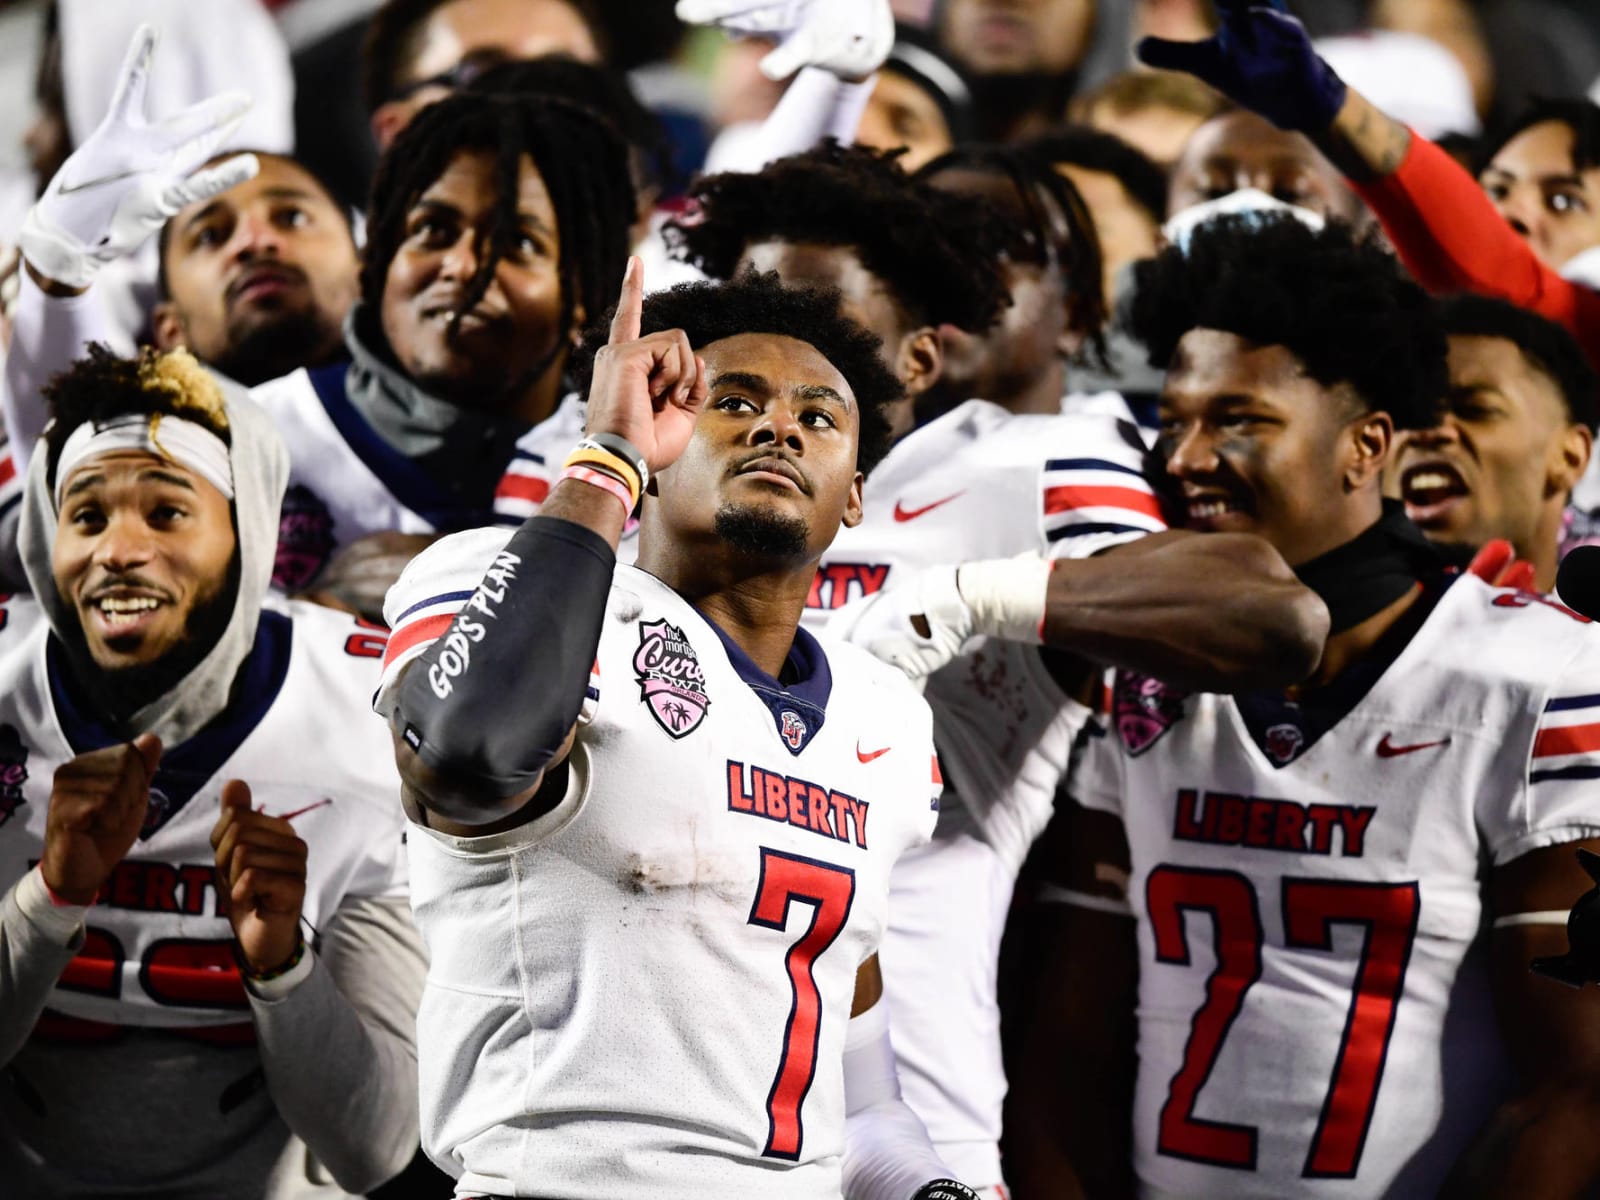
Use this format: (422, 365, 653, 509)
(571, 271, 905, 476)
(666, 141, 1008, 334)
(42, 345, 232, 491)
(1129, 216, 1447, 430)
(1436, 293, 1600, 433)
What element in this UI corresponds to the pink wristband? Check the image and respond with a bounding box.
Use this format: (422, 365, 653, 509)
(561, 464, 634, 518)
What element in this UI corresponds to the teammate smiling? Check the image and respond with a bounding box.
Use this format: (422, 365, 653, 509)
(1011, 216, 1600, 1199)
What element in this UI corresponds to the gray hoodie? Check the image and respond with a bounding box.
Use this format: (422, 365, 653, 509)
(17, 376, 289, 746)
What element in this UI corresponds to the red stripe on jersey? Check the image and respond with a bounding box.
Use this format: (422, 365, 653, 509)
(382, 612, 456, 668)
(0, 456, 14, 487)
(931, 755, 943, 785)
(495, 473, 550, 504)
(1044, 484, 1163, 520)
(1533, 722, 1600, 758)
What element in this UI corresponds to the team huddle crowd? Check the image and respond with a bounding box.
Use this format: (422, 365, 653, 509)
(4, 0, 1600, 1197)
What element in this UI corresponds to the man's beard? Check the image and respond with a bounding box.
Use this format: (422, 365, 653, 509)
(210, 307, 340, 386)
(714, 503, 811, 561)
(64, 568, 239, 728)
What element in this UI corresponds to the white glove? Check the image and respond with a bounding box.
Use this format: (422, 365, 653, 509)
(829, 566, 974, 685)
(678, 0, 894, 81)
(19, 25, 257, 290)
(675, 0, 807, 35)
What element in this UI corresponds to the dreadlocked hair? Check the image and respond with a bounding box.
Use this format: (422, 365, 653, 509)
(915, 144, 1108, 365)
(1130, 215, 1447, 431)
(42, 345, 231, 489)
(360, 91, 636, 369)
(360, 0, 608, 113)
(571, 271, 905, 476)
(666, 140, 1008, 334)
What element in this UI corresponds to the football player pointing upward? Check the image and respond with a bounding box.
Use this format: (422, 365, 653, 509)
(380, 261, 979, 1199)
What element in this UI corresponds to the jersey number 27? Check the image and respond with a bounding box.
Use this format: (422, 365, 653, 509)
(1148, 865, 1420, 1179)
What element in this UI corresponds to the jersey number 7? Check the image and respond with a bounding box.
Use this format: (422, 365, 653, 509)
(748, 847, 857, 1161)
(1147, 865, 1420, 1178)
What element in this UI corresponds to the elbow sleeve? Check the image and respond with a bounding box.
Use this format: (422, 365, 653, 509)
(391, 516, 615, 796)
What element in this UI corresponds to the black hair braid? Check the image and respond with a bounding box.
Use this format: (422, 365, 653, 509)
(916, 144, 1109, 367)
(360, 92, 636, 388)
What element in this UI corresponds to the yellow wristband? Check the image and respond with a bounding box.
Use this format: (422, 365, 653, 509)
(562, 447, 641, 508)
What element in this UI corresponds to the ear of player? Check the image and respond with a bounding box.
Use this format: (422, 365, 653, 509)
(1530, 849, 1600, 988)
(19, 24, 258, 290)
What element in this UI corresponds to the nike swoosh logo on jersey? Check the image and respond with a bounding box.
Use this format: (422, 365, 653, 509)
(856, 742, 891, 763)
(1375, 734, 1452, 758)
(893, 491, 966, 522)
(56, 167, 142, 195)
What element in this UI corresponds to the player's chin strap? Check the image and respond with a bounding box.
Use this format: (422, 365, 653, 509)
(843, 1001, 983, 1200)
(1293, 500, 1448, 634)
(389, 515, 616, 799)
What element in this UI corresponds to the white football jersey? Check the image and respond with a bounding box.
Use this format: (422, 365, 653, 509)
(380, 531, 940, 1199)
(807, 399, 1165, 1186)
(0, 595, 406, 1032)
(1073, 576, 1600, 1199)
(251, 364, 497, 592)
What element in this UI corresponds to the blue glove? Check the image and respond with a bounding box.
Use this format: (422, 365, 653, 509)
(1136, 0, 1346, 134)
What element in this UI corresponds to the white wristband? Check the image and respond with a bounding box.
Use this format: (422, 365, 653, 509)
(955, 556, 1053, 644)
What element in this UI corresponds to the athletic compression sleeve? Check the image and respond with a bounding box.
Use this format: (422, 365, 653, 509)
(389, 515, 616, 797)
(1353, 133, 1600, 370)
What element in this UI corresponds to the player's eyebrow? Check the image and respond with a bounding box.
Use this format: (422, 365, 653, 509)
(712, 371, 775, 397)
(794, 383, 851, 410)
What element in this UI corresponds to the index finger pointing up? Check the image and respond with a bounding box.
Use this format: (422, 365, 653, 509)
(609, 256, 643, 346)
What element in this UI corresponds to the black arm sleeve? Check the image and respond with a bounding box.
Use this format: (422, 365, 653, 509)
(390, 517, 616, 799)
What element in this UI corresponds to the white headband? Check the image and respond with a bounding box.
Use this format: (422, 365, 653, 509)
(54, 413, 234, 509)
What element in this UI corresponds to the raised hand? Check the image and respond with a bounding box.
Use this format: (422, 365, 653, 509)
(585, 256, 709, 474)
(211, 780, 308, 975)
(41, 735, 162, 906)
(677, 0, 893, 82)
(674, 0, 806, 36)
(20, 24, 257, 290)
(1136, 0, 1346, 134)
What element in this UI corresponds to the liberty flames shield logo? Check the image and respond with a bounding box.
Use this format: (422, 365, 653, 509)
(634, 620, 711, 738)
(780, 710, 807, 750)
(0, 724, 29, 828)
(1264, 722, 1305, 765)
(1113, 672, 1188, 755)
